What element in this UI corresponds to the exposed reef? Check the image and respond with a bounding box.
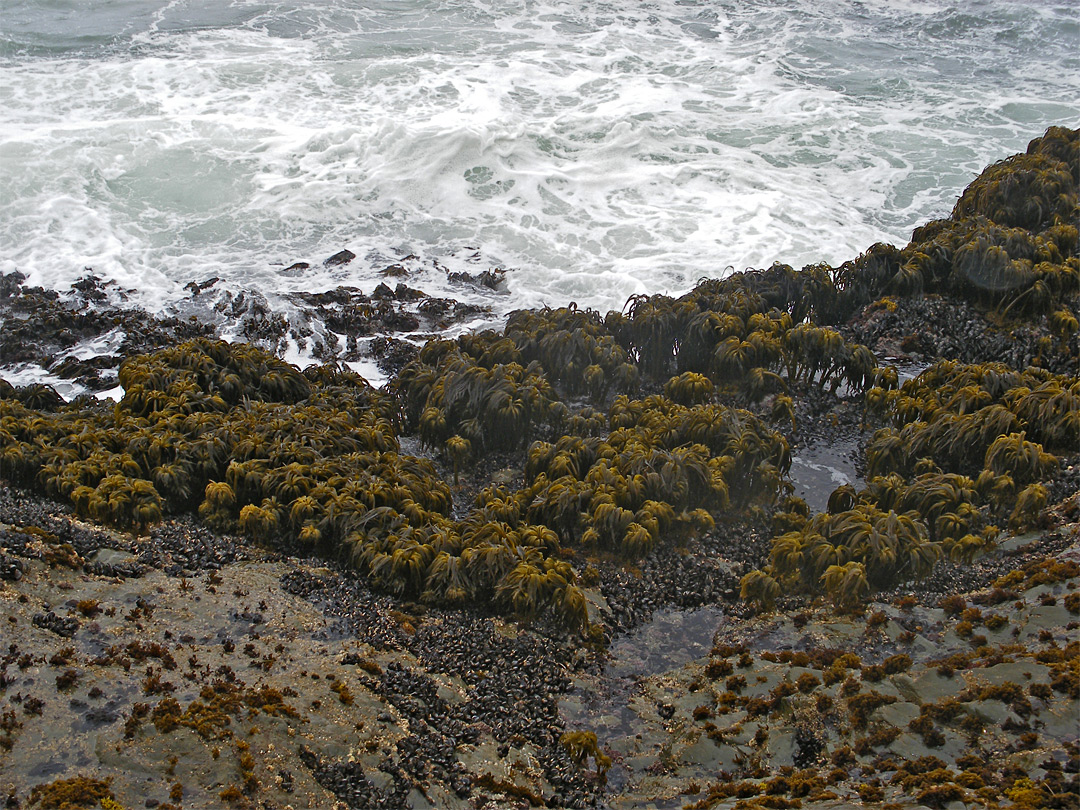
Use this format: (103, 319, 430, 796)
(1, 125, 1078, 809)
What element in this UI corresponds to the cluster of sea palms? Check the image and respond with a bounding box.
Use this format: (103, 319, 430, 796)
(395, 333, 563, 455)
(750, 482, 987, 611)
(391, 311, 796, 604)
(392, 302, 804, 565)
(518, 396, 788, 556)
(2, 341, 398, 528)
(2, 126, 1076, 626)
(847, 127, 1078, 347)
(505, 305, 640, 399)
(1, 340, 599, 630)
(396, 287, 885, 469)
(870, 362, 1076, 457)
(601, 286, 883, 399)
(866, 361, 1075, 528)
(742, 358, 1077, 609)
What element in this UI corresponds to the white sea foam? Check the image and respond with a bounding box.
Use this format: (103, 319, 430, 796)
(1, 0, 1077, 334)
(0, 362, 90, 401)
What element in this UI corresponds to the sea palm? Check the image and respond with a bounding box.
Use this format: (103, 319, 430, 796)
(820, 562, 869, 609)
(739, 570, 781, 611)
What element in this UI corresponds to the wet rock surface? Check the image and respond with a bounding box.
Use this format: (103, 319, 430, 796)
(0, 492, 594, 809)
(3, 486, 1076, 809)
(561, 506, 1080, 809)
(0, 266, 491, 398)
(842, 294, 1075, 373)
(0, 271, 215, 393)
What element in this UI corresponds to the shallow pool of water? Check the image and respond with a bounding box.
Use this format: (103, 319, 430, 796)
(789, 435, 862, 513)
(560, 605, 725, 800)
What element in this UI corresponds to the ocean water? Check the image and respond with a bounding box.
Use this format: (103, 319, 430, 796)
(1, 0, 1077, 323)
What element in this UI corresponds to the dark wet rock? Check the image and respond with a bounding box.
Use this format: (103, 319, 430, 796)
(48, 357, 111, 391)
(289, 286, 424, 340)
(70, 273, 111, 303)
(1, 267, 487, 395)
(378, 305, 419, 333)
(116, 316, 212, 359)
(324, 249, 357, 267)
(240, 305, 289, 354)
(393, 283, 427, 302)
(0, 270, 26, 298)
(844, 293, 1066, 372)
(183, 277, 219, 295)
(0, 271, 214, 391)
(414, 296, 487, 329)
(369, 336, 419, 376)
(293, 287, 363, 307)
(447, 268, 506, 291)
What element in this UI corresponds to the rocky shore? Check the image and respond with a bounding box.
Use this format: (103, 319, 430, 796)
(1, 126, 1077, 809)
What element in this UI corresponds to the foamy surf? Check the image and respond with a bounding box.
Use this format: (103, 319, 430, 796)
(1, 0, 1077, 330)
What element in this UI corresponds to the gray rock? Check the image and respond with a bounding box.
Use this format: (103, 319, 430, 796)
(875, 701, 920, 728)
(998, 531, 1042, 552)
(887, 730, 934, 761)
(911, 669, 968, 703)
(977, 660, 1047, 687)
(1025, 605, 1075, 632)
(890, 674, 921, 703)
(678, 734, 741, 772)
(583, 587, 611, 624)
(769, 728, 797, 768)
(367, 769, 395, 793)
(967, 699, 1016, 727)
(743, 667, 784, 697)
(1039, 703, 1080, 740)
